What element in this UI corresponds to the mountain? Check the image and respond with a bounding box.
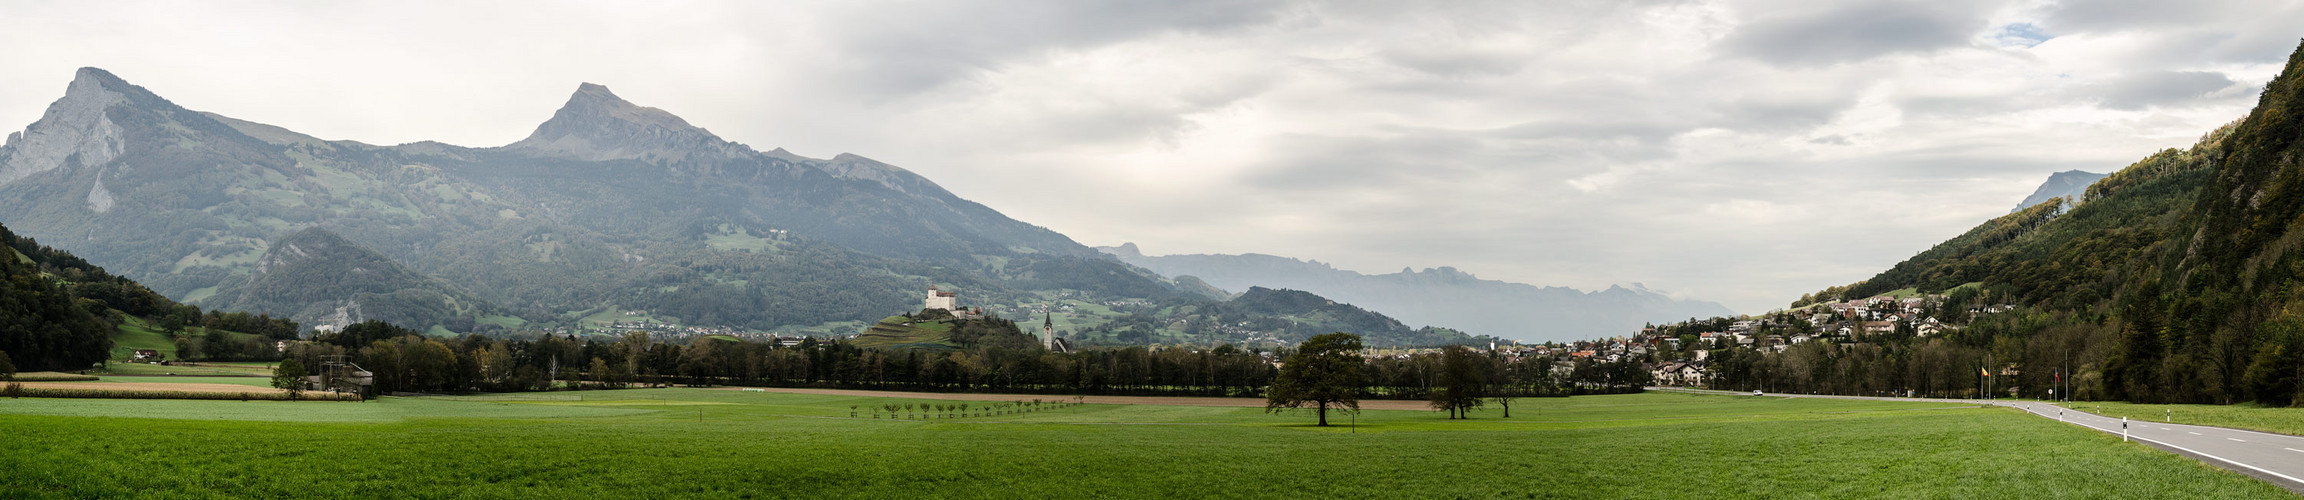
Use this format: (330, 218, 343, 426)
(1098, 243, 1734, 342)
(0, 68, 1176, 335)
(2010, 169, 2107, 212)
(1795, 39, 2304, 405)
(208, 227, 492, 333)
(1062, 285, 1502, 347)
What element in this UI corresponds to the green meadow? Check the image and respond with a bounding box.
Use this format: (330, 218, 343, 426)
(0, 391, 2285, 498)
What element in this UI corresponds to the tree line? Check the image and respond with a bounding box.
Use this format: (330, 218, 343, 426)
(290, 320, 1629, 403)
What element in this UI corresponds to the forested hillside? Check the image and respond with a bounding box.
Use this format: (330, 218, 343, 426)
(0, 222, 296, 371)
(1784, 39, 2304, 405)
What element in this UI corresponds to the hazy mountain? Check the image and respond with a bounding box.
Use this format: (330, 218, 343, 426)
(2011, 169, 2107, 213)
(0, 68, 1170, 334)
(1097, 243, 1735, 342)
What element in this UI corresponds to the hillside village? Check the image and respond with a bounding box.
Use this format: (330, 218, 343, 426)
(1466, 291, 2023, 389)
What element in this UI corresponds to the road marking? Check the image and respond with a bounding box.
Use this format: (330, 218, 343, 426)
(2286, 448, 2304, 453)
(2189, 432, 2203, 435)
(2230, 438, 2248, 442)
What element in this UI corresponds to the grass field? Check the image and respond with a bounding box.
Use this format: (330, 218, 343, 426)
(2059, 400, 2304, 437)
(0, 391, 2286, 498)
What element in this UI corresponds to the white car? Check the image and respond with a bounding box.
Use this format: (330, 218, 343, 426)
(1753, 390, 1763, 396)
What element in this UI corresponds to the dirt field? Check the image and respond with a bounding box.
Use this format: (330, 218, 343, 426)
(722, 387, 1439, 411)
(16, 382, 292, 394)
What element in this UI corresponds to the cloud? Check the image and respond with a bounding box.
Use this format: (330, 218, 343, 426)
(0, 0, 2292, 316)
(2092, 70, 2241, 110)
(1717, 0, 1992, 66)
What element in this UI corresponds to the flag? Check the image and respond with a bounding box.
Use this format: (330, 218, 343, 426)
(1981, 367, 1991, 377)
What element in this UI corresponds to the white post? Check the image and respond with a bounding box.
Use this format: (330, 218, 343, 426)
(2122, 417, 2129, 442)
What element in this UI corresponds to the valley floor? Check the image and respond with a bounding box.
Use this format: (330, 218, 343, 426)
(0, 390, 2285, 498)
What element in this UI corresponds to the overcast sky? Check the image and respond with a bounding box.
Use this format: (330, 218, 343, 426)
(2, 1, 2298, 313)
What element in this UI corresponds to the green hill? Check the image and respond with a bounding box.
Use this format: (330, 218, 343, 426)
(1793, 39, 2304, 405)
(1, 221, 290, 371)
(851, 312, 1039, 351)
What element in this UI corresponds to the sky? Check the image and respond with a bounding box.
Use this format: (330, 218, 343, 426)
(1, 0, 2298, 314)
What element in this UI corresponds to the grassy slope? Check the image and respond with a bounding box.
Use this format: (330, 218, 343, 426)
(0, 391, 2284, 498)
(849, 316, 957, 350)
(107, 316, 269, 364)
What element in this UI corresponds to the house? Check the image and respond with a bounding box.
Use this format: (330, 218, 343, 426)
(1678, 363, 1705, 385)
(1860, 321, 1895, 336)
(1652, 362, 1686, 385)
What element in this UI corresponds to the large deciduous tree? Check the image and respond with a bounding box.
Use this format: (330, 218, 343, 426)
(1266, 332, 1364, 426)
(272, 357, 307, 399)
(1430, 345, 1487, 419)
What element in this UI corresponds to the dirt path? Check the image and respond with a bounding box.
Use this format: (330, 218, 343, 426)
(718, 387, 1438, 411)
(17, 382, 290, 394)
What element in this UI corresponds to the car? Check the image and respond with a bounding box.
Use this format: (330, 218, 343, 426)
(1753, 390, 1763, 396)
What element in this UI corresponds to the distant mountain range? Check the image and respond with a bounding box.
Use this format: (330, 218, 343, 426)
(2011, 169, 2107, 213)
(1097, 243, 1735, 342)
(0, 68, 1150, 334)
(0, 67, 1559, 347)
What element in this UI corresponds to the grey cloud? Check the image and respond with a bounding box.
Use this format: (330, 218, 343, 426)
(2094, 70, 2239, 110)
(820, 1, 1289, 98)
(1719, 0, 1991, 66)
(2044, 0, 2261, 32)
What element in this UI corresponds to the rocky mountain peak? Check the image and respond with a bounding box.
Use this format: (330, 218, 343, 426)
(506, 82, 748, 163)
(0, 67, 133, 186)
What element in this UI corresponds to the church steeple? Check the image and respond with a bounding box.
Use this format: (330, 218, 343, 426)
(1042, 312, 1056, 350)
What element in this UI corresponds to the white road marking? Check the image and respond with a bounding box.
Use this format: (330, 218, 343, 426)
(2190, 432, 2203, 435)
(2230, 438, 2248, 442)
(2285, 448, 2304, 453)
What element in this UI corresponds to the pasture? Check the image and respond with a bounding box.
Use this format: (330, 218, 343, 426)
(0, 390, 2286, 498)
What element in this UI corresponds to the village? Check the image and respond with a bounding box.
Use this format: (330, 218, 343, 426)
(1401, 293, 2028, 389)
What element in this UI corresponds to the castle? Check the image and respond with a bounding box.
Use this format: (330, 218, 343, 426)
(924, 285, 958, 311)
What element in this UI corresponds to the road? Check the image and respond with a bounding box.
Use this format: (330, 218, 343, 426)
(1653, 388, 2304, 494)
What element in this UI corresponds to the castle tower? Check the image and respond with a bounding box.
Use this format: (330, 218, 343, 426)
(924, 285, 958, 311)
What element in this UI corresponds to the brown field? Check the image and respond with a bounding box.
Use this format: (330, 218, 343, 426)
(721, 387, 1444, 410)
(16, 382, 291, 394)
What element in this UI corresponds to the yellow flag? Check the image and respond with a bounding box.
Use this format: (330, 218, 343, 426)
(1981, 367, 1990, 377)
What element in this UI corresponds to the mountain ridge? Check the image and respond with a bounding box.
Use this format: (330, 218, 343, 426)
(1097, 242, 1735, 342)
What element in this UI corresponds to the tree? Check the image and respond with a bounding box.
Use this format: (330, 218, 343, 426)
(272, 357, 307, 399)
(1429, 345, 1487, 419)
(1266, 332, 1364, 426)
(0, 350, 14, 381)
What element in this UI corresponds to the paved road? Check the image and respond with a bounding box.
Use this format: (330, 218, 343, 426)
(1653, 388, 2304, 493)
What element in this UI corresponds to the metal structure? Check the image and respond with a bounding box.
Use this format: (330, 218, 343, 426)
(312, 355, 375, 395)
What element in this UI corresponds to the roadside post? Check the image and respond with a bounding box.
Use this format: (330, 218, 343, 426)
(2166, 409, 2171, 423)
(2122, 417, 2129, 442)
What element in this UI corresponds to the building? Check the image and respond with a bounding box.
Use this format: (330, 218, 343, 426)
(924, 285, 959, 311)
(1042, 313, 1073, 353)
